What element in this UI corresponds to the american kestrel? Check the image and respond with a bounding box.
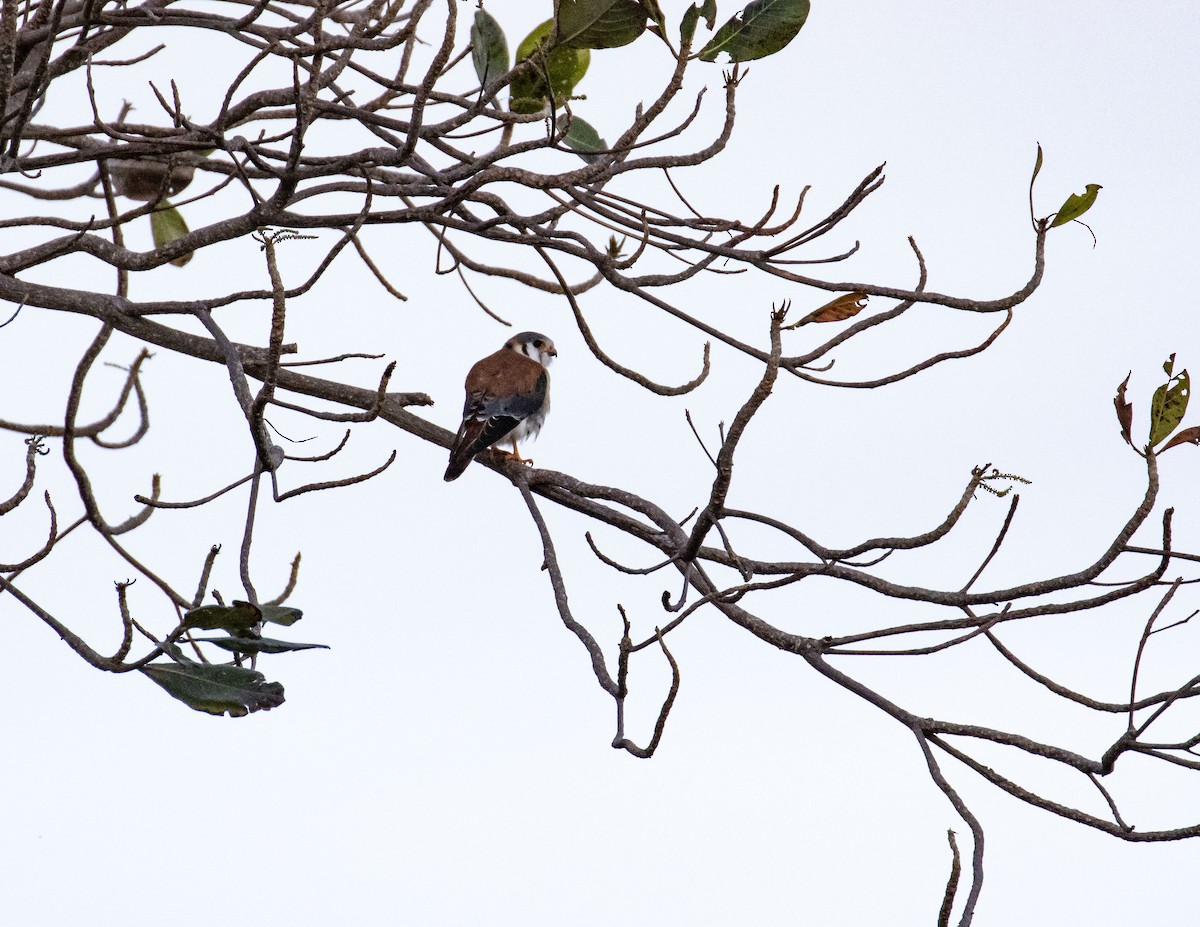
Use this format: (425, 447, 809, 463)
(444, 331, 556, 481)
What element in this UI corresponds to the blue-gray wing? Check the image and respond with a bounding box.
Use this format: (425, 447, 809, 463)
(467, 370, 547, 422)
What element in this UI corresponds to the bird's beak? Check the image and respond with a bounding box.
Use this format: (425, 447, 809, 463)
(548, 346, 558, 357)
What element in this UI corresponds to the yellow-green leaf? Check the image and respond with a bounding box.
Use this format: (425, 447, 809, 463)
(510, 19, 590, 114)
(1050, 183, 1102, 228)
(150, 201, 193, 266)
(1149, 367, 1190, 447)
(184, 601, 261, 632)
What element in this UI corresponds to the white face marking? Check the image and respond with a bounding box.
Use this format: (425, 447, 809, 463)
(510, 336, 556, 366)
(532, 342, 555, 366)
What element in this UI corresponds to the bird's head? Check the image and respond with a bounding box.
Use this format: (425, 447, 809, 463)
(505, 331, 557, 367)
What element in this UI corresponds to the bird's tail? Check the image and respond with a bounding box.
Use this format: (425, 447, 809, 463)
(444, 449, 473, 481)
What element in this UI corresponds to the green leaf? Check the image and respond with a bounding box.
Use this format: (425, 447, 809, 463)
(1149, 367, 1190, 447)
(259, 604, 303, 626)
(557, 113, 608, 162)
(196, 636, 328, 655)
(680, 0, 718, 46)
(141, 661, 285, 717)
(680, 4, 700, 46)
(471, 8, 509, 89)
(556, 0, 647, 49)
(150, 201, 193, 267)
(643, 0, 667, 37)
(1050, 183, 1102, 228)
(510, 19, 591, 114)
(699, 0, 810, 63)
(184, 601, 262, 632)
(1028, 144, 1044, 227)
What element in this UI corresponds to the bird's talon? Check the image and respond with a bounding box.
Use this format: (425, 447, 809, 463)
(497, 452, 534, 467)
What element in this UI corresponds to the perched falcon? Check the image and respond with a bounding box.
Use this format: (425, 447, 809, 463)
(444, 331, 556, 481)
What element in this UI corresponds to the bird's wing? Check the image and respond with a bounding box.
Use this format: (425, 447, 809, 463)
(459, 349, 547, 420)
(466, 372, 547, 422)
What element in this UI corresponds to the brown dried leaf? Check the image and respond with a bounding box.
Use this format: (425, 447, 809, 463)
(1113, 372, 1133, 447)
(793, 290, 868, 327)
(1159, 425, 1200, 454)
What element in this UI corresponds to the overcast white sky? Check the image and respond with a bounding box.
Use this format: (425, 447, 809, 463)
(2, 2, 1199, 925)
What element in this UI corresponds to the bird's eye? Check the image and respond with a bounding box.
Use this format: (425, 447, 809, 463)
(534, 340, 544, 348)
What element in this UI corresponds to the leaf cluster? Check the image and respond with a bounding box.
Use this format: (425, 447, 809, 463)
(139, 602, 324, 717)
(1115, 354, 1200, 455)
(472, 0, 810, 154)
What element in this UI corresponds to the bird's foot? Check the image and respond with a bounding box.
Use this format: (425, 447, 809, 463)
(494, 449, 535, 468)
